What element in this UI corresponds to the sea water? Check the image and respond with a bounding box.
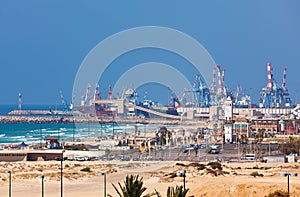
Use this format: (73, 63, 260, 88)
(0, 122, 161, 145)
(0, 105, 167, 145)
(0, 122, 109, 144)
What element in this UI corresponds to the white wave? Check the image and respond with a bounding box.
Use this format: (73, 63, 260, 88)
(11, 136, 25, 139)
(49, 132, 65, 136)
(44, 130, 60, 133)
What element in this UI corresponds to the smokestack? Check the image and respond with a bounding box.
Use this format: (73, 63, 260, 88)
(267, 62, 273, 92)
(217, 65, 221, 96)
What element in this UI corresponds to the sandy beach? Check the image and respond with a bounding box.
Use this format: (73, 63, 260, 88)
(1, 160, 300, 197)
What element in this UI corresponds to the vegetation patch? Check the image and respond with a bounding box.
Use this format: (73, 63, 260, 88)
(265, 190, 288, 197)
(250, 171, 264, 177)
(222, 171, 230, 175)
(187, 163, 206, 170)
(164, 172, 177, 178)
(198, 164, 206, 171)
(206, 168, 218, 176)
(186, 162, 200, 167)
(207, 162, 222, 170)
(80, 167, 92, 172)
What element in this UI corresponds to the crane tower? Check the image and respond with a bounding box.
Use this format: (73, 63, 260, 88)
(259, 62, 292, 108)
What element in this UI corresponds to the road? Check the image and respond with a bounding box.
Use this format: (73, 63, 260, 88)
(100, 142, 283, 163)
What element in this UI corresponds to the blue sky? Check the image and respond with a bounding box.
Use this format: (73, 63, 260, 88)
(0, 1, 300, 106)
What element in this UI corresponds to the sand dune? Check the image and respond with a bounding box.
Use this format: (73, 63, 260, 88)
(0, 161, 299, 197)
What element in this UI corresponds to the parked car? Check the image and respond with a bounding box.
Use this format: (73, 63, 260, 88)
(182, 144, 198, 153)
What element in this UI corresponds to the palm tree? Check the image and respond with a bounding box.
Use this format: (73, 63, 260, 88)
(110, 175, 150, 197)
(167, 186, 189, 197)
(154, 186, 190, 197)
(109, 175, 190, 197)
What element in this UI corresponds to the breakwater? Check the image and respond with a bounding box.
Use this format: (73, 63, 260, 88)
(0, 115, 207, 126)
(0, 115, 190, 125)
(8, 110, 73, 116)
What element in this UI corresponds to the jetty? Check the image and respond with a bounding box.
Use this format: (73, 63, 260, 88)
(0, 114, 204, 125)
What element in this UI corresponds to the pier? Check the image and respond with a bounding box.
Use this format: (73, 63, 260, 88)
(0, 114, 204, 125)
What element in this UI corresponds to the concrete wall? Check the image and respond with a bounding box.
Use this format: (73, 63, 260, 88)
(0, 153, 27, 162)
(27, 153, 62, 161)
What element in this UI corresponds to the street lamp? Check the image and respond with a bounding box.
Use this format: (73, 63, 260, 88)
(6, 170, 11, 197)
(38, 175, 45, 197)
(280, 172, 297, 196)
(99, 172, 106, 197)
(58, 150, 65, 197)
(176, 170, 186, 190)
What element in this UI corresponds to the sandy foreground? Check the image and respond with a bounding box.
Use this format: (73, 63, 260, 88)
(0, 160, 300, 197)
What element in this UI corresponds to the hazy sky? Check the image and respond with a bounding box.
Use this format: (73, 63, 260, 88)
(0, 1, 299, 106)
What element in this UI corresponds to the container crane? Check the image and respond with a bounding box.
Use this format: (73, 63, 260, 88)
(259, 62, 292, 108)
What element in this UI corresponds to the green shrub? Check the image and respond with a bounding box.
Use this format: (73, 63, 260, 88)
(222, 171, 230, 175)
(265, 190, 288, 197)
(250, 171, 263, 177)
(187, 163, 205, 170)
(80, 167, 91, 172)
(207, 162, 222, 170)
(206, 168, 217, 176)
(198, 164, 206, 170)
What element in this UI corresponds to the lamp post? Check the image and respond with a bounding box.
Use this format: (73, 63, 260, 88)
(61, 158, 63, 197)
(99, 172, 106, 197)
(58, 150, 65, 197)
(176, 170, 186, 190)
(38, 175, 45, 197)
(6, 170, 11, 197)
(280, 172, 297, 196)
